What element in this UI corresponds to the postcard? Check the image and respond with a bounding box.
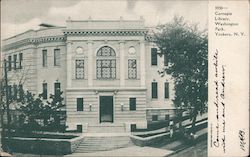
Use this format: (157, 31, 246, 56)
(0, 0, 249, 157)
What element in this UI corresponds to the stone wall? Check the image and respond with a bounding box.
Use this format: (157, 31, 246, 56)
(6, 136, 83, 155)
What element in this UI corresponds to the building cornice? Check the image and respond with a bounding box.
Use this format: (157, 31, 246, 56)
(63, 29, 148, 36)
(2, 35, 66, 51)
(2, 30, 154, 52)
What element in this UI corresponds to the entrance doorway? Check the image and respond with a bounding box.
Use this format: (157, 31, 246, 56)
(99, 96, 113, 123)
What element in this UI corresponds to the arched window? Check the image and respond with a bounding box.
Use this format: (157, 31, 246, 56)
(96, 46, 116, 79)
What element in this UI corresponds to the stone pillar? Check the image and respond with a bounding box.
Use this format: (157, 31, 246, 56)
(87, 41, 93, 86)
(66, 41, 72, 87)
(120, 41, 125, 86)
(140, 41, 146, 86)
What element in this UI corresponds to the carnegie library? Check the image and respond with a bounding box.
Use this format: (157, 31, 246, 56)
(2, 17, 175, 133)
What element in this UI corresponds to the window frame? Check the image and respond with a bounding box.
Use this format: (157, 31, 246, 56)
(96, 46, 116, 79)
(129, 97, 136, 111)
(152, 115, 158, 121)
(54, 49, 60, 66)
(151, 48, 158, 66)
(164, 82, 169, 99)
(77, 98, 84, 111)
(13, 54, 17, 70)
(54, 82, 61, 96)
(8, 56, 12, 71)
(42, 83, 48, 99)
(42, 50, 48, 67)
(77, 124, 83, 132)
(151, 82, 158, 99)
(19, 53, 23, 69)
(75, 59, 85, 79)
(128, 59, 137, 79)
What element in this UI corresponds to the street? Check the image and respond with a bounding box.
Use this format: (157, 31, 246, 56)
(167, 140, 207, 157)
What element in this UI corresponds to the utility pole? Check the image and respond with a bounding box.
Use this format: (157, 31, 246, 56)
(3, 59, 11, 140)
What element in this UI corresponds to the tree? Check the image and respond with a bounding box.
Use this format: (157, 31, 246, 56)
(15, 91, 66, 133)
(153, 16, 208, 133)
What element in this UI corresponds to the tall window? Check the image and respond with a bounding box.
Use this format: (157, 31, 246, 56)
(13, 54, 17, 70)
(151, 48, 158, 65)
(54, 82, 61, 96)
(77, 98, 84, 111)
(76, 60, 84, 79)
(19, 53, 23, 69)
(96, 46, 116, 79)
(129, 98, 136, 111)
(152, 82, 158, 99)
(128, 59, 137, 79)
(8, 56, 12, 71)
(54, 49, 60, 66)
(165, 82, 169, 99)
(42, 50, 47, 67)
(42, 83, 48, 99)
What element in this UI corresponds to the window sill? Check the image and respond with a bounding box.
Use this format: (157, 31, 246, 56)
(151, 98, 158, 100)
(94, 78, 118, 80)
(73, 78, 87, 81)
(125, 78, 140, 80)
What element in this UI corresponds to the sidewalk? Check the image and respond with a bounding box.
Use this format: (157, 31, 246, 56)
(65, 146, 174, 157)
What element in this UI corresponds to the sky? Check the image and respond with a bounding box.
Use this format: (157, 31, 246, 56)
(1, 0, 208, 40)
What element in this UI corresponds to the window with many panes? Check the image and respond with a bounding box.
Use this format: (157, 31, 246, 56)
(54, 49, 60, 66)
(75, 60, 84, 79)
(96, 46, 116, 79)
(42, 50, 47, 67)
(128, 59, 137, 79)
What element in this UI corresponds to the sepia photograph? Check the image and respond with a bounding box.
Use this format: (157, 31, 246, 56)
(2, 0, 247, 157)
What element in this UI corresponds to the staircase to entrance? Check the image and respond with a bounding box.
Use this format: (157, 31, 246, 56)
(74, 135, 133, 153)
(87, 123, 126, 133)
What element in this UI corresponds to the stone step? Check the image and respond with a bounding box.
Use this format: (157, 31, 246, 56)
(87, 123, 125, 133)
(75, 144, 133, 153)
(88, 126, 125, 133)
(74, 136, 133, 153)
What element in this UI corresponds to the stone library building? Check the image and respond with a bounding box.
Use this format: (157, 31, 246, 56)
(2, 18, 175, 133)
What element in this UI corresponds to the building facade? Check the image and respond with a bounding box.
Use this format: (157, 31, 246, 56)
(2, 18, 175, 132)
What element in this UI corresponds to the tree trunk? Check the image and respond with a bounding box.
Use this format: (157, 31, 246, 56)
(178, 111, 183, 134)
(191, 114, 197, 133)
